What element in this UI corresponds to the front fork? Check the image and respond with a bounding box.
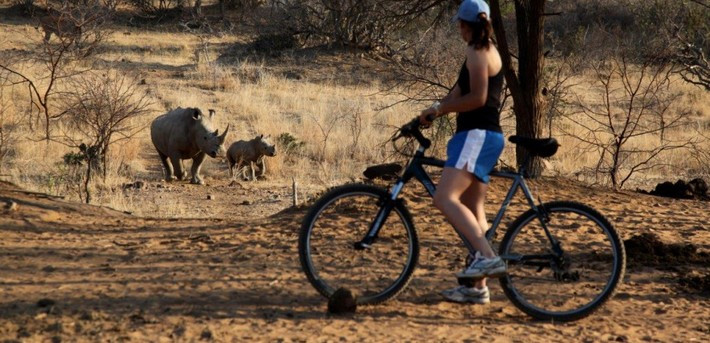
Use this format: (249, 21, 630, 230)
(354, 181, 405, 250)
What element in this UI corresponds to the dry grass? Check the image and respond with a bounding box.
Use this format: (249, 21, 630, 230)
(0, 15, 708, 215)
(548, 69, 710, 189)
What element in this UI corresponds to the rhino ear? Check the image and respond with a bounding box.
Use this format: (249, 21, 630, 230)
(208, 109, 216, 118)
(192, 108, 201, 120)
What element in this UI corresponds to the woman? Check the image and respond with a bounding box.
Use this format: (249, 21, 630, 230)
(419, 0, 506, 304)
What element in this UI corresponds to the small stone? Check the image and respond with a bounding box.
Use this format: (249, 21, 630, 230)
(241, 200, 251, 205)
(200, 329, 213, 340)
(17, 326, 31, 338)
(51, 336, 61, 343)
(129, 313, 147, 325)
(327, 288, 357, 314)
(207, 194, 215, 200)
(46, 322, 62, 333)
(37, 298, 56, 308)
(172, 325, 185, 338)
(42, 265, 56, 273)
(79, 312, 93, 321)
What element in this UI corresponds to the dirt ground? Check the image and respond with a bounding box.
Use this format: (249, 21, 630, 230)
(0, 178, 708, 342)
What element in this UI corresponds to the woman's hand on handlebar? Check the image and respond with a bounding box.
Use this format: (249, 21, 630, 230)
(419, 107, 437, 127)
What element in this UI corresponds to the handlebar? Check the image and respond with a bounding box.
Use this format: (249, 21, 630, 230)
(393, 114, 435, 149)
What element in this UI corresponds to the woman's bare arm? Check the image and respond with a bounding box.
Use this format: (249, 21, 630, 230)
(420, 48, 488, 124)
(441, 84, 462, 104)
(437, 48, 488, 115)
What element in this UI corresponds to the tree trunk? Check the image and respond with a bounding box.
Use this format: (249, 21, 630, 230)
(195, 0, 202, 15)
(44, 111, 50, 141)
(489, 0, 547, 177)
(84, 160, 91, 204)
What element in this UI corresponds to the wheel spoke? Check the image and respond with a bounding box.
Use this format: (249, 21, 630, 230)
(298, 185, 419, 305)
(499, 202, 625, 321)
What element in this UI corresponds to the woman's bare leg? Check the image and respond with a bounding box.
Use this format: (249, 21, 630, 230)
(433, 167, 496, 258)
(461, 179, 491, 289)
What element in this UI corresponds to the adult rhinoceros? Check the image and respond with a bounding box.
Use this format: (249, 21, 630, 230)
(150, 107, 229, 185)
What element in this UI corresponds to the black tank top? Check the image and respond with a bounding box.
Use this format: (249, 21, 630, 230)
(455, 59, 504, 133)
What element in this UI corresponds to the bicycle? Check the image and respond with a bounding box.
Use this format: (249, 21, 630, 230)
(298, 116, 626, 322)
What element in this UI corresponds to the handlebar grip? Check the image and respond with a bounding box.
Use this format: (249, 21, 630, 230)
(412, 129, 431, 149)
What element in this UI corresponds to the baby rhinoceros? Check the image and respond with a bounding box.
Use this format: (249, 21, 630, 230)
(227, 134, 277, 181)
(150, 107, 230, 185)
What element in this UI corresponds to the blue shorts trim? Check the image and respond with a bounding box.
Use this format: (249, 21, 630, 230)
(444, 129, 504, 183)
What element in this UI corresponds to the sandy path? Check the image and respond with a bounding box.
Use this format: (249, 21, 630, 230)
(0, 179, 708, 342)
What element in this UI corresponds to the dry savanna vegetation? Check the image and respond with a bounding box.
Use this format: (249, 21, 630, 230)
(0, 0, 708, 341)
(0, 0, 708, 215)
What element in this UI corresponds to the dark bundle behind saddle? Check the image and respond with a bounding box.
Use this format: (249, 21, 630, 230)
(363, 163, 402, 181)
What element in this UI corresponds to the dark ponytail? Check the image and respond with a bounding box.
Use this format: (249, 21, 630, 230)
(461, 13, 493, 50)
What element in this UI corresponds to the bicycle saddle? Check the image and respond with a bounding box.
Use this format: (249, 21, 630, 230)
(508, 136, 560, 158)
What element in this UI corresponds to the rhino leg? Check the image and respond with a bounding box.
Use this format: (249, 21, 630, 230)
(180, 159, 188, 180)
(158, 151, 175, 181)
(227, 155, 235, 179)
(249, 161, 257, 181)
(169, 155, 185, 181)
(257, 157, 266, 177)
(239, 161, 249, 181)
(190, 152, 206, 185)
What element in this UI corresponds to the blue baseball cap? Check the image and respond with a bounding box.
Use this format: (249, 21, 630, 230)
(453, 0, 490, 23)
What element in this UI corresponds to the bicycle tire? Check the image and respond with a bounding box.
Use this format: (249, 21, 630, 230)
(298, 183, 420, 305)
(498, 201, 626, 322)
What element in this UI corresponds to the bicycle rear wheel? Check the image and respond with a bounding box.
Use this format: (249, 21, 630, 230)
(499, 201, 625, 321)
(298, 184, 419, 305)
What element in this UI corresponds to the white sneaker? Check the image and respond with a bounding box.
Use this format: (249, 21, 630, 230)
(456, 253, 506, 279)
(441, 285, 490, 304)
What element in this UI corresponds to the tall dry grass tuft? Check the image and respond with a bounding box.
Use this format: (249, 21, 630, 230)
(1, 19, 708, 215)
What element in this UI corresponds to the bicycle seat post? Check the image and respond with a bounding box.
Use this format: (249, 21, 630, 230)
(518, 154, 530, 177)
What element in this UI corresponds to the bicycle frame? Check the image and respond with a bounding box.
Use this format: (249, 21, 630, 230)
(356, 145, 562, 260)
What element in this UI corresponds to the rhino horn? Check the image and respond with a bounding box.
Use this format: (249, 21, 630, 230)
(219, 124, 230, 142)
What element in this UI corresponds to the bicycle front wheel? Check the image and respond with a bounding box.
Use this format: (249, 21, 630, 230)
(499, 201, 626, 321)
(298, 184, 419, 305)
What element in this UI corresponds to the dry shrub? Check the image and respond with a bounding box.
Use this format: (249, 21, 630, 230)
(60, 70, 153, 178)
(0, 84, 23, 173)
(276, 0, 454, 50)
(555, 54, 707, 189)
